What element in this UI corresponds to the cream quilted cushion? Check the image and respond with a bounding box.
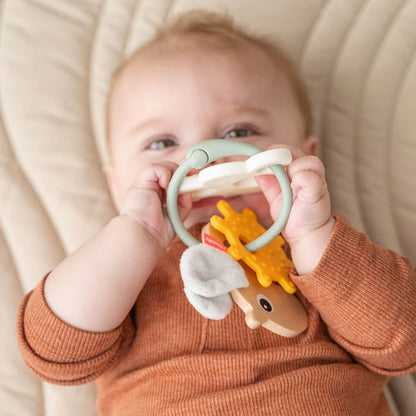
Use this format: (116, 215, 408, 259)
(1, 0, 415, 415)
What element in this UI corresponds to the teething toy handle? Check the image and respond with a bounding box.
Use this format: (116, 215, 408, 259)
(179, 147, 292, 201)
(166, 140, 292, 252)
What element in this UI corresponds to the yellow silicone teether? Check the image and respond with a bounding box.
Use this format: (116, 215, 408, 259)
(210, 200, 296, 294)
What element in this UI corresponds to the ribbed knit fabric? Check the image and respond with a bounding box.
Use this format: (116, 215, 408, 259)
(17, 216, 416, 415)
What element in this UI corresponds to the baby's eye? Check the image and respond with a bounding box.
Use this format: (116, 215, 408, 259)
(148, 138, 176, 150)
(223, 127, 254, 140)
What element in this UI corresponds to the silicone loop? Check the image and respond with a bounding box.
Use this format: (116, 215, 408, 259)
(166, 140, 292, 252)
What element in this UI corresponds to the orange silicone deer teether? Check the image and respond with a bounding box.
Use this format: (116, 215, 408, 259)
(210, 200, 296, 293)
(202, 221, 308, 337)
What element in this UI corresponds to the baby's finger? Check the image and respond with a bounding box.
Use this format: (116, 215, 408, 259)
(134, 161, 179, 193)
(255, 174, 283, 221)
(178, 192, 193, 221)
(287, 155, 326, 183)
(152, 161, 180, 190)
(291, 170, 327, 204)
(255, 174, 282, 206)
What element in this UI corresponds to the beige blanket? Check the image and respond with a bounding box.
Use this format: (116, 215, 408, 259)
(1, 0, 415, 414)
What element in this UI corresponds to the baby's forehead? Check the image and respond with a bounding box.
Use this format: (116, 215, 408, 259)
(116, 33, 281, 90)
(108, 33, 295, 135)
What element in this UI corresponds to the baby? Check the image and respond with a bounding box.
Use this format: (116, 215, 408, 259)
(17, 10, 416, 416)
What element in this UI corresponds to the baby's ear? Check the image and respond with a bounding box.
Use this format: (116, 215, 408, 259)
(304, 135, 319, 156)
(102, 163, 122, 211)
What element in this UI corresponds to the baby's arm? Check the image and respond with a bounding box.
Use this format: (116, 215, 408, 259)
(259, 148, 416, 374)
(292, 216, 416, 375)
(17, 162, 191, 384)
(44, 161, 191, 332)
(44, 216, 162, 332)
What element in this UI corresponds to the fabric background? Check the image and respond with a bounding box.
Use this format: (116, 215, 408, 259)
(1, 0, 415, 414)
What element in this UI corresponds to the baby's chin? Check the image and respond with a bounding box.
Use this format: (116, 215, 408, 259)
(183, 193, 273, 229)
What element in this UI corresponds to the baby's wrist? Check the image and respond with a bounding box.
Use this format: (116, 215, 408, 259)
(289, 217, 335, 276)
(114, 214, 167, 254)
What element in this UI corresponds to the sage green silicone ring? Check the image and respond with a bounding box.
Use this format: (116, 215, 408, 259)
(166, 139, 292, 252)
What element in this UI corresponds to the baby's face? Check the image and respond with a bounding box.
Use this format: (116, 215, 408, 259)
(106, 38, 316, 227)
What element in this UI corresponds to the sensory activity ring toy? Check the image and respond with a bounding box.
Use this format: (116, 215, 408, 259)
(167, 139, 292, 250)
(167, 139, 308, 337)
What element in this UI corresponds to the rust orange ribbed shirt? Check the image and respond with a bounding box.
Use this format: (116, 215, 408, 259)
(17, 216, 416, 415)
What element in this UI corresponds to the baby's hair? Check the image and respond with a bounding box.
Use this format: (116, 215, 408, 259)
(107, 10, 313, 146)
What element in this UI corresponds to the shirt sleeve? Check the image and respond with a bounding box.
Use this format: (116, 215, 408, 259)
(290, 215, 416, 376)
(16, 274, 135, 385)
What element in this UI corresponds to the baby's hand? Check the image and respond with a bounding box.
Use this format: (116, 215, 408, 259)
(119, 162, 192, 250)
(256, 146, 335, 274)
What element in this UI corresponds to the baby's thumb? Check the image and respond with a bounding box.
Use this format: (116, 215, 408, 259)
(255, 174, 283, 221)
